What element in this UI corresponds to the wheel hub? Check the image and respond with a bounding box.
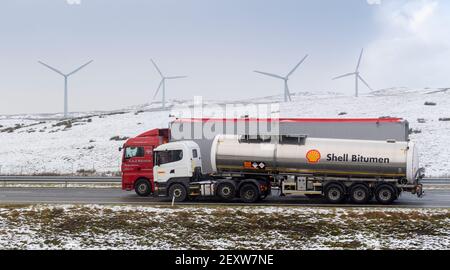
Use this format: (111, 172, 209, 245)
(173, 189, 182, 198)
(138, 184, 147, 193)
(329, 188, 341, 200)
(354, 189, 366, 201)
(222, 187, 231, 196)
(245, 190, 255, 199)
(380, 189, 391, 201)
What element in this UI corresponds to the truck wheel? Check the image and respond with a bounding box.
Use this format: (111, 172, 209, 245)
(216, 182, 236, 201)
(135, 179, 152, 197)
(324, 183, 346, 204)
(375, 184, 396, 205)
(239, 184, 260, 203)
(169, 183, 188, 202)
(349, 184, 370, 204)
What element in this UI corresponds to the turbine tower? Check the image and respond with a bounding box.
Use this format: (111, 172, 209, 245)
(254, 55, 308, 102)
(333, 49, 372, 97)
(151, 59, 187, 109)
(38, 60, 93, 118)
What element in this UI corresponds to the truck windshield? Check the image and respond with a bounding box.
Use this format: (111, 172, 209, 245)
(155, 150, 183, 165)
(124, 147, 145, 159)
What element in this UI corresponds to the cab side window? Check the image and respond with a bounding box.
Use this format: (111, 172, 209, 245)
(125, 147, 145, 159)
(156, 150, 183, 165)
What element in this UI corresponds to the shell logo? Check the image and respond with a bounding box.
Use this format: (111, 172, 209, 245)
(306, 150, 321, 164)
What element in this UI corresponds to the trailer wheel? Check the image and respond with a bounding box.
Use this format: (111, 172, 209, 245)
(324, 183, 346, 204)
(134, 179, 152, 197)
(375, 184, 396, 205)
(349, 184, 370, 204)
(216, 182, 236, 201)
(239, 184, 260, 203)
(169, 183, 188, 202)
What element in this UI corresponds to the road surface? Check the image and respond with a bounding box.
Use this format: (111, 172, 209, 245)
(0, 187, 448, 208)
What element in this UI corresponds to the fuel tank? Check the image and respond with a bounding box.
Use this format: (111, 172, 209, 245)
(210, 135, 420, 184)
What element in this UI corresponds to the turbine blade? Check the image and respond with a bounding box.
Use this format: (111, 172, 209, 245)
(151, 59, 164, 78)
(358, 75, 373, 91)
(287, 54, 308, 78)
(166, 76, 187, 80)
(67, 60, 93, 76)
(38, 61, 65, 76)
(254, 71, 285, 80)
(356, 48, 364, 71)
(332, 72, 356, 80)
(153, 80, 164, 99)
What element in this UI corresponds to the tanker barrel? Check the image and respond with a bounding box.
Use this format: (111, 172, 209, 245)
(211, 135, 419, 184)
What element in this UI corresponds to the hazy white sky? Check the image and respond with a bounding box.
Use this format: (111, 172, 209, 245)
(0, 0, 449, 114)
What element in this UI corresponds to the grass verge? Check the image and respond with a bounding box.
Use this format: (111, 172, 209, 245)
(0, 204, 448, 250)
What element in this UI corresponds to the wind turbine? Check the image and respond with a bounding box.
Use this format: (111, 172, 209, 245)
(254, 55, 308, 102)
(38, 60, 93, 118)
(333, 49, 372, 97)
(151, 59, 187, 109)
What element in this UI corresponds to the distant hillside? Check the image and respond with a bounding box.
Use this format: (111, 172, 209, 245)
(0, 88, 449, 177)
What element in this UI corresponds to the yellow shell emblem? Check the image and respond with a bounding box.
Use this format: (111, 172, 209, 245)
(306, 150, 321, 164)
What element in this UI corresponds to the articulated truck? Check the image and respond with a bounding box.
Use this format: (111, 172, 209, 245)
(121, 118, 423, 205)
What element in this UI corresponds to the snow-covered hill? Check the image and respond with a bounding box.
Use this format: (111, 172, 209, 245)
(0, 88, 449, 177)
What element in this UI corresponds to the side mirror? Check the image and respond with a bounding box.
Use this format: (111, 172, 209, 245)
(119, 147, 123, 152)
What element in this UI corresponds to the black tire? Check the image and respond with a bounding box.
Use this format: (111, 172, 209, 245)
(349, 184, 370, 204)
(169, 183, 188, 202)
(324, 183, 346, 204)
(239, 183, 260, 203)
(134, 179, 152, 197)
(375, 184, 396, 205)
(216, 182, 236, 201)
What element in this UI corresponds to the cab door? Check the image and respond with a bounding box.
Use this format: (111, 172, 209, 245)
(190, 147, 202, 173)
(122, 146, 152, 179)
(154, 149, 189, 182)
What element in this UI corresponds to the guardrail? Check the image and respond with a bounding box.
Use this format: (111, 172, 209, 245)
(0, 176, 447, 185)
(421, 179, 450, 184)
(0, 176, 121, 187)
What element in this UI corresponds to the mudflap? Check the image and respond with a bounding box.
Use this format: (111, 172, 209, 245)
(416, 184, 424, 198)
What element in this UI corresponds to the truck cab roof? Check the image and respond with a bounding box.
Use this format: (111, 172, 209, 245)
(154, 140, 199, 152)
(123, 128, 169, 147)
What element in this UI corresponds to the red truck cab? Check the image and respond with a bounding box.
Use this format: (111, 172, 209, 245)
(120, 128, 169, 196)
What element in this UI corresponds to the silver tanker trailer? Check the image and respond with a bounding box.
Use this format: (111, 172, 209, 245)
(153, 134, 424, 205)
(169, 118, 411, 174)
